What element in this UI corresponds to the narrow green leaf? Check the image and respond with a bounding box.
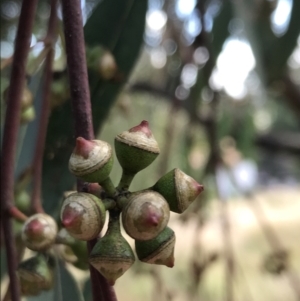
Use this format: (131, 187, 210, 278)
(83, 278, 92, 301)
(54, 261, 84, 301)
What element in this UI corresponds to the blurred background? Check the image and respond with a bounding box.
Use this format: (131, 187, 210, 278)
(1, 0, 300, 300)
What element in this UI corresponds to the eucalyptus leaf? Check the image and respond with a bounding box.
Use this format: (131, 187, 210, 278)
(54, 261, 84, 301)
(83, 278, 92, 301)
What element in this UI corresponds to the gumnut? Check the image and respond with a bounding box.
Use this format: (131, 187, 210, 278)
(122, 190, 170, 241)
(60, 192, 106, 241)
(114, 120, 160, 175)
(99, 51, 117, 80)
(69, 137, 113, 183)
(89, 212, 135, 285)
(135, 227, 176, 268)
(152, 168, 204, 213)
(21, 213, 58, 251)
(20, 106, 35, 124)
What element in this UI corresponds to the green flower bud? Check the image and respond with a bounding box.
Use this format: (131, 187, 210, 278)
(152, 168, 204, 213)
(22, 213, 58, 251)
(135, 227, 175, 268)
(69, 137, 113, 183)
(20, 105, 35, 124)
(60, 192, 106, 241)
(89, 212, 135, 285)
(86, 45, 117, 80)
(15, 190, 31, 213)
(122, 190, 170, 241)
(115, 121, 160, 189)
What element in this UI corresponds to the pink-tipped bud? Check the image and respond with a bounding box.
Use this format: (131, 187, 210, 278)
(129, 120, 152, 138)
(60, 192, 106, 241)
(22, 214, 57, 251)
(74, 137, 96, 159)
(122, 191, 170, 241)
(114, 121, 160, 175)
(69, 138, 113, 183)
(153, 168, 204, 213)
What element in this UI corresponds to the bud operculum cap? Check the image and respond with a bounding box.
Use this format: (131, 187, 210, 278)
(60, 192, 106, 241)
(135, 227, 175, 268)
(122, 190, 170, 241)
(89, 214, 135, 285)
(153, 168, 204, 213)
(114, 121, 160, 174)
(21, 213, 58, 251)
(69, 137, 113, 183)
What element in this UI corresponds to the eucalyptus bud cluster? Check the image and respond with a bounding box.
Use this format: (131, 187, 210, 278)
(60, 120, 204, 285)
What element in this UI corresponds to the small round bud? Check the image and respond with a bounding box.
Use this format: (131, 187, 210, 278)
(21, 213, 57, 251)
(99, 51, 117, 80)
(89, 213, 135, 285)
(135, 227, 175, 268)
(69, 137, 113, 183)
(114, 120, 160, 175)
(15, 190, 31, 213)
(60, 192, 106, 241)
(20, 106, 35, 124)
(122, 190, 170, 241)
(152, 168, 204, 213)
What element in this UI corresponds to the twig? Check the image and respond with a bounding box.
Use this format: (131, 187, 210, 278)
(61, 0, 93, 139)
(0, 1, 38, 300)
(9, 206, 28, 222)
(60, 1, 117, 300)
(31, 0, 58, 214)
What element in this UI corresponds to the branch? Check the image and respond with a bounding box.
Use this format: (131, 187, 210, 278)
(61, 0, 93, 140)
(61, 1, 117, 300)
(31, 0, 58, 214)
(0, 1, 39, 300)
